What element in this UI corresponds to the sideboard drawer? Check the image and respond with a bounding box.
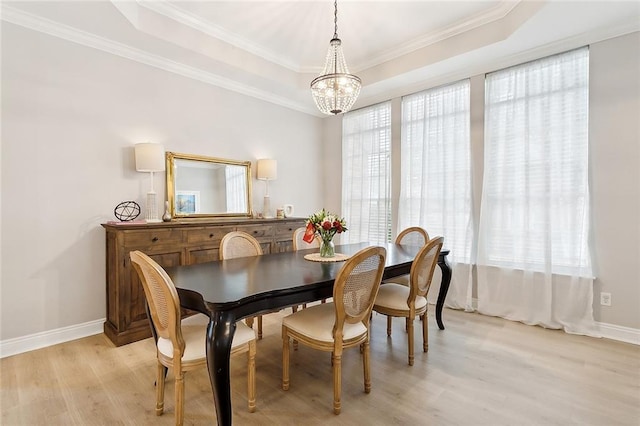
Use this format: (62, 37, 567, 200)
(186, 247, 220, 265)
(185, 226, 234, 244)
(236, 224, 274, 241)
(275, 222, 301, 239)
(123, 229, 183, 248)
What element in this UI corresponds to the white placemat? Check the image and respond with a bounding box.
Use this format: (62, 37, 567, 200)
(304, 253, 351, 263)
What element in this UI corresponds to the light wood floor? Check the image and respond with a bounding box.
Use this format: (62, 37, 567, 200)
(1, 308, 639, 425)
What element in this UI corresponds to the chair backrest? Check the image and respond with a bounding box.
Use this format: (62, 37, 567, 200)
(333, 246, 387, 333)
(130, 250, 184, 354)
(220, 231, 263, 260)
(395, 226, 429, 247)
(292, 227, 320, 251)
(409, 237, 444, 299)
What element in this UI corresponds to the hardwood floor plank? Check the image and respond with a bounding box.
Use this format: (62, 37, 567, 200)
(1, 308, 638, 425)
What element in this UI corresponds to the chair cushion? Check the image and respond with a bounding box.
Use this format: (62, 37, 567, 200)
(181, 313, 210, 326)
(157, 319, 255, 362)
(374, 283, 427, 312)
(282, 302, 367, 343)
(383, 274, 409, 286)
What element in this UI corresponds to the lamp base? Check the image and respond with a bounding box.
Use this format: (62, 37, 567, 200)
(263, 195, 272, 218)
(145, 191, 161, 223)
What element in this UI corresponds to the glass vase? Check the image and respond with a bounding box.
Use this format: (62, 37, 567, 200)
(320, 238, 335, 258)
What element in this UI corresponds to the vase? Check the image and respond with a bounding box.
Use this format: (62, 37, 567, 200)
(320, 238, 335, 258)
(162, 201, 172, 222)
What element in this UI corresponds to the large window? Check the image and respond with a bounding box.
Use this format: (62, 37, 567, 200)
(399, 80, 473, 263)
(480, 47, 591, 276)
(341, 102, 392, 244)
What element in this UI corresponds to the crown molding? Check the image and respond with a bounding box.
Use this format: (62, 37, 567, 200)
(356, 17, 640, 111)
(136, 0, 301, 72)
(137, 0, 521, 75)
(1, 4, 317, 116)
(3, 3, 637, 120)
(349, 0, 521, 74)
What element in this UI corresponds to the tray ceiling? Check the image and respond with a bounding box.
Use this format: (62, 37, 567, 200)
(2, 1, 639, 116)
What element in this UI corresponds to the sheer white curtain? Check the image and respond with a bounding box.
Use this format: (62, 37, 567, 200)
(399, 80, 474, 310)
(478, 47, 596, 335)
(342, 102, 392, 244)
(225, 165, 246, 213)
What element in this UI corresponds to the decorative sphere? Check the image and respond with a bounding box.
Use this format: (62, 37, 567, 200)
(114, 201, 141, 221)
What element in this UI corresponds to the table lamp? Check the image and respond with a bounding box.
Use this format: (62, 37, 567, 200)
(257, 159, 277, 218)
(135, 142, 165, 223)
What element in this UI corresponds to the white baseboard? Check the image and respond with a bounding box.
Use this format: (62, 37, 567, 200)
(455, 300, 639, 346)
(0, 318, 105, 359)
(1, 315, 637, 359)
(596, 321, 640, 345)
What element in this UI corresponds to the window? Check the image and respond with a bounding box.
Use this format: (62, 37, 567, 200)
(225, 165, 247, 213)
(341, 102, 392, 244)
(481, 47, 591, 276)
(399, 80, 472, 263)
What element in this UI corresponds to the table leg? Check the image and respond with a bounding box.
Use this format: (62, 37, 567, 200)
(435, 253, 452, 330)
(206, 311, 235, 426)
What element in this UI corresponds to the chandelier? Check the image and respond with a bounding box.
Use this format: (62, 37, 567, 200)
(310, 0, 361, 115)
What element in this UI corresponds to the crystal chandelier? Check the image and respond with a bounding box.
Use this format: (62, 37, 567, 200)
(310, 0, 361, 115)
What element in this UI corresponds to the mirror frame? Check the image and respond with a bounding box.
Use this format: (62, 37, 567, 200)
(166, 152, 253, 219)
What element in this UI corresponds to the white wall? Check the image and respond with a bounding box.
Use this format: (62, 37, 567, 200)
(0, 23, 323, 341)
(589, 33, 640, 329)
(1, 21, 637, 347)
(323, 32, 640, 330)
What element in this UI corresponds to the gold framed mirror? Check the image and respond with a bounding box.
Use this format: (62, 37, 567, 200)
(166, 152, 253, 218)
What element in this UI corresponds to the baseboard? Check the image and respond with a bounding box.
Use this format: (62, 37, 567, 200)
(1, 314, 636, 359)
(0, 318, 105, 359)
(596, 321, 640, 345)
(457, 299, 639, 346)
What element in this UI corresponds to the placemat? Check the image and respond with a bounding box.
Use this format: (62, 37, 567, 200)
(304, 253, 351, 263)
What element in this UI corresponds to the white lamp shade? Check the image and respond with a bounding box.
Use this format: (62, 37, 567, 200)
(257, 159, 277, 180)
(135, 143, 165, 172)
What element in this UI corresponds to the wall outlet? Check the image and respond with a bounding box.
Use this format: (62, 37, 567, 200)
(600, 292, 612, 306)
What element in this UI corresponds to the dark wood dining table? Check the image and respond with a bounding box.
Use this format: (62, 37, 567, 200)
(166, 242, 451, 426)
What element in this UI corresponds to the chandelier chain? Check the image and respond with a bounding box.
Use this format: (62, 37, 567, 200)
(333, 0, 338, 39)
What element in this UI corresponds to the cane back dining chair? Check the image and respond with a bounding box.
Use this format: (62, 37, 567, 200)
(384, 226, 430, 287)
(219, 231, 267, 337)
(373, 236, 443, 365)
(292, 226, 321, 251)
(292, 227, 326, 307)
(282, 246, 387, 415)
(130, 251, 257, 425)
(397, 226, 430, 247)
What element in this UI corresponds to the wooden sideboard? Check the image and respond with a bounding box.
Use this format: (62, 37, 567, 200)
(102, 217, 306, 346)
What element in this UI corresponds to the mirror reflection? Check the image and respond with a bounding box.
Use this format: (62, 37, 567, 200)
(166, 152, 253, 218)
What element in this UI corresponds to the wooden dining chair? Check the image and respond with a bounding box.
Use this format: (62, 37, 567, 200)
(373, 236, 443, 365)
(385, 226, 430, 286)
(396, 226, 430, 247)
(292, 226, 320, 251)
(130, 251, 257, 426)
(220, 231, 267, 338)
(292, 227, 325, 308)
(282, 246, 387, 415)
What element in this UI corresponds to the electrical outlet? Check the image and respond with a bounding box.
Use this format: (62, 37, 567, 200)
(600, 292, 611, 306)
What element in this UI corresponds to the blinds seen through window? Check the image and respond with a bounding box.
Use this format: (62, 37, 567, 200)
(481, 47, 591, 276)
(342, 102, 392, 244)
(399, 80, 473, 263)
